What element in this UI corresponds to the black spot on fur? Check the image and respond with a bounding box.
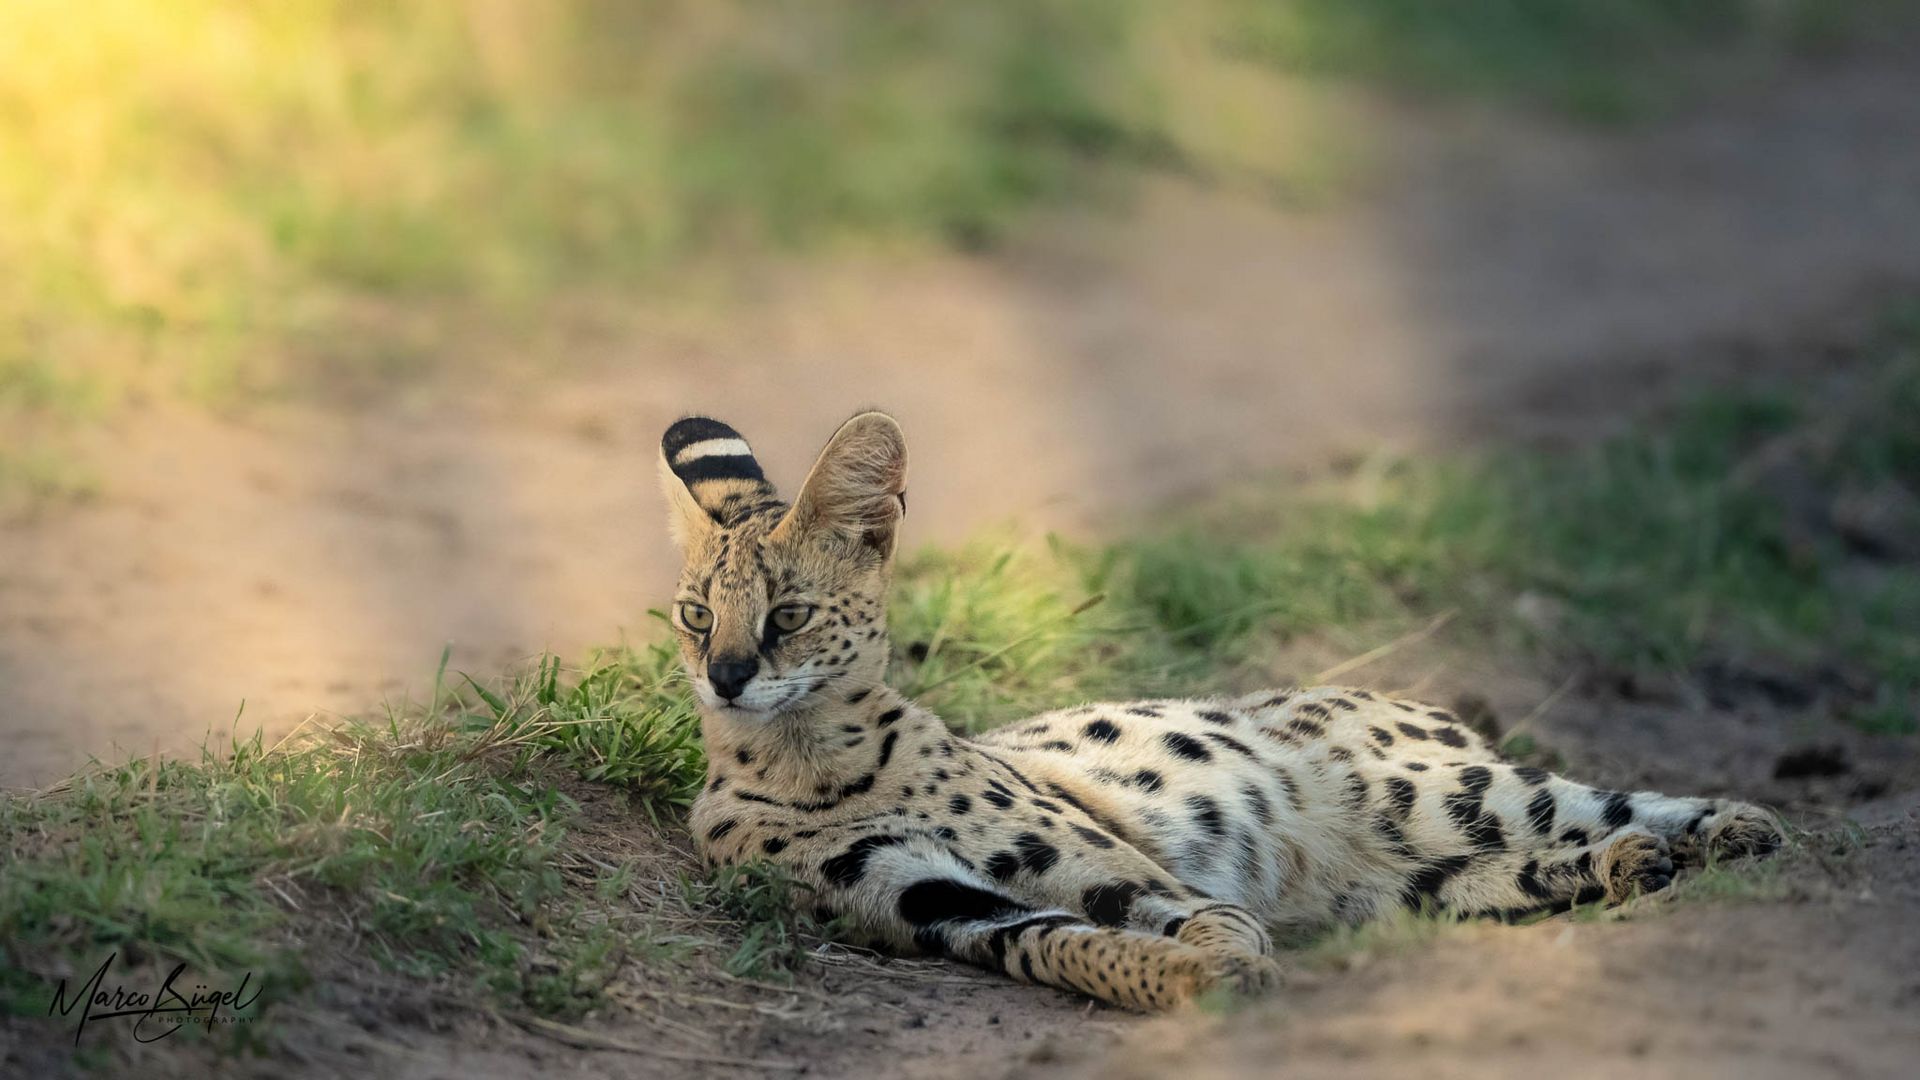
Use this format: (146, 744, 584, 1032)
(1161, 916, 1188, 938)
(1162, 732, 1211, 761)
(1186, 795, 1227, 837)
(1083, 719, 1121, 743)
(1457, 765, 1493, 796)
(1406, 761, 1429, 771)
(1526, 788, 1557, 835)
(1402, 854, 1472, 908)
(876, 708, 904, 727)
(949, 794, 973, 815)
(1015, 832, 1060, 875)
(1444, 788, 1505, 851)
(823, 834, 909, 887)
(1203, 732, 1258, 758)
(1345, 773, 1370, 807)
(1601, 791, 1634, 828)
(735, 748, 754, 765)
(1275, 769, 1305, 811)
(1517, 858, 1553, 900)
(1126, 706, 1162, 718)
(987, 913, 1080, 966)
(985, 851, 1020, 882)
(847, 689, 871, 704)
(1370, 726, 1394, 745)
(982, 787, 1015, 810)
(706, 819, 739, 842)
(1242, 782, 1274, 825)
(762, 836, 788, 855)
(1514, 766, 1549, 786)
(1434, 726, 1469, 748)
(898, 879, 1031, 927)
(1395, 722, 1430, 741)
(1561, 828, 1590, 846)
(1071, 824, 1115, 849)
(1197, 710, 1236, 725)
(1285, 718, 1325, 739)
(1082, 881, 1145, 926)
(1130, 769, 1164, 792)
(1385, 776, 1417, 818)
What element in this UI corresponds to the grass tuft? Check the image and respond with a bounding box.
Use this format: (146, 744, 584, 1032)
(683, 862, 850, 983)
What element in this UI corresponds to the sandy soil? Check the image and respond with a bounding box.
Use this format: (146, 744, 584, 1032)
(1028, 818, 1920, 1080)
(3, 44, 1920, 1080)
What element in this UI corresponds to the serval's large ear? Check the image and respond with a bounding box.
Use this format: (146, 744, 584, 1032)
(772, 411, 907, 559)
(658, 417, 779, 548)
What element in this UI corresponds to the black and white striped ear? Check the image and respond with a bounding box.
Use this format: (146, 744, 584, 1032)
(772, 411, 907, 558)
(658, 416, 780, 546)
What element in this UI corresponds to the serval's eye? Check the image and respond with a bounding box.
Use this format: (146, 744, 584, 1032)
(770, 604, 813, 634)
(677, 602, 714, 633)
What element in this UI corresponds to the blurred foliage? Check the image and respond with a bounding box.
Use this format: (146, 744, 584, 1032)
(1227, 0, 1893, 121)
(0, 0, 1889, 439)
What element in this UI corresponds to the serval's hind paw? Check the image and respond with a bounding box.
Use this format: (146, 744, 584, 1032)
(1705, 804, 1784, 860)
(1674, 803, 1784, 866)
(1601, 829, 1674, 903)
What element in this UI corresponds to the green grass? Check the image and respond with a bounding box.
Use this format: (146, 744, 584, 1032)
(0, 644, 699, 1029)
(683, 861, 851, 983)
(5, 328, 1918, 1054)
(1227, 0, 1897, 122)
(455, 642, 706, 820)
(1092, 329, 1920, 731)
(3, 0, 1899, 496)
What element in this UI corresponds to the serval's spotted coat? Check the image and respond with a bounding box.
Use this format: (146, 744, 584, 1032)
(661, 412, 1782, 1010)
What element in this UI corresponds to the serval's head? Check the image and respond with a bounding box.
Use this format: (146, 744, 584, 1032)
(658, 412, 907, 718)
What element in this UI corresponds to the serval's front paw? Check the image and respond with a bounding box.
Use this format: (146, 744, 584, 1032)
(1672, 802, 1784, 866)
(1157, 951, 1283, 1010)
(1206, 953, 1284, 998)
(1600, 829, 1674, 903)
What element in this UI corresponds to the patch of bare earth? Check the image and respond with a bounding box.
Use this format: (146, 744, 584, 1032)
(1017, 817, 1920, 1080)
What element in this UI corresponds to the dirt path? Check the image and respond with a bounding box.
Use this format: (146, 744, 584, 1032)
(1025, 813, 1920, 1080)
(5, 51, 1919, 788)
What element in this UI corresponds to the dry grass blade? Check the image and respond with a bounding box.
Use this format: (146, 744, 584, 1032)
(906, 592, 1106, 697)
(1312, 609, 1458, 684)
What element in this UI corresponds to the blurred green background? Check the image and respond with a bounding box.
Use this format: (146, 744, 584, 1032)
(0, 0, 1880, 435)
